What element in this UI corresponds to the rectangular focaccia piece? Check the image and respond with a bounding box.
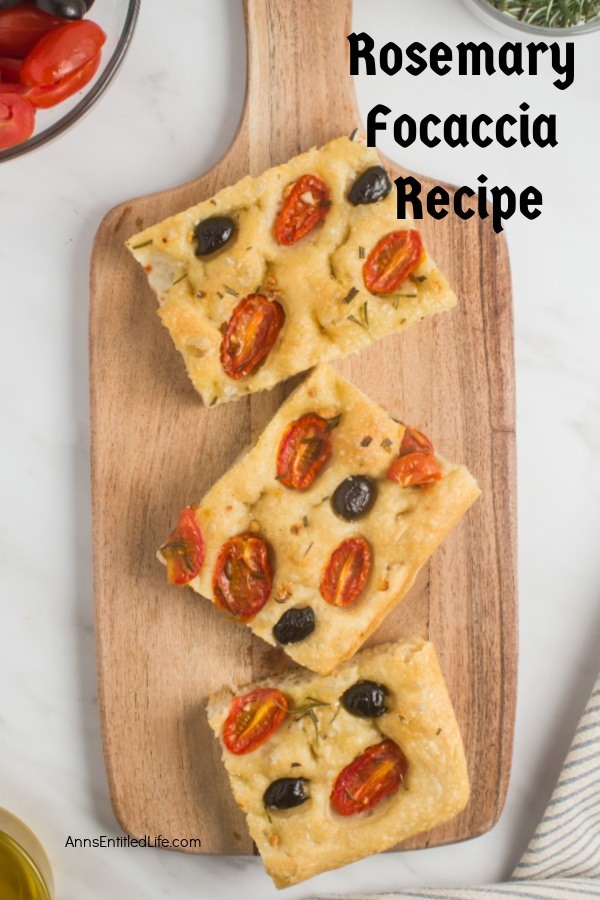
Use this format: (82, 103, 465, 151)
(127, 135, 456, 406)
(207, 639, 470, 888)
(159, 365, 480, 674)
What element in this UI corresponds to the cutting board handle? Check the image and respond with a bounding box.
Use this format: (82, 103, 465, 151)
(238, 0, 360, 169)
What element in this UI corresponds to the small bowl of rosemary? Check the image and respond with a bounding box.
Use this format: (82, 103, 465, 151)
(463, 0, 600, 35)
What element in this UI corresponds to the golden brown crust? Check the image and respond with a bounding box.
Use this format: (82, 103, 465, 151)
(206, 639, 470, 888)
(159, 365, 480, 673)
(127, 136, 456, 405)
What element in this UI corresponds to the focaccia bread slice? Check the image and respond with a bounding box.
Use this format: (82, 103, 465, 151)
(159, 365, 480, 674)
(127, 135, 456, 406)
(207, 639, 470, 889)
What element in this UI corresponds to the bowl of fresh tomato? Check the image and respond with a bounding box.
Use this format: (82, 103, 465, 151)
(0, 0, 139, 160)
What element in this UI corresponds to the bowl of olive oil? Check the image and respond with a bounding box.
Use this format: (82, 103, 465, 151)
(0, 809, 54, 900)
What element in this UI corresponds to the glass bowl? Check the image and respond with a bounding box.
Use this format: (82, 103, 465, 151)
(0, 0, 140, 163)
(463, 0, 600, 36)
(0, 808, 54, 900)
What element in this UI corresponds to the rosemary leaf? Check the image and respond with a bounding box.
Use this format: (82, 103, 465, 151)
(132, 239, 153, 249)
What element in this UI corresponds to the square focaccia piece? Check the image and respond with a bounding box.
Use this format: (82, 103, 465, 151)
(127, 135, 456, 406)
(206, 639, 470, 889)
(159, 365, 480, 674)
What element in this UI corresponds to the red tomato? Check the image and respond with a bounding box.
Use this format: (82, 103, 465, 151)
(387, 453, 442, 487)
(0, 49, 98, 107)
(363, 230, 425, 294)
(0, 4, 60, 58)
(222, 687, 289, 754)
(330, 738, 408, 816)
(276, 413, 333, 490)
(399, 425, 435, 457)
(160, 507, 206, 586)
(212, 533, 272, 620)
(320, 537, 371, 608)
(275, 174, 331, 245)
(0, 90, 34, 148)
(0, 55, 22, 82)
(220, 293, 285, 380)
(21, 18, 105, 87)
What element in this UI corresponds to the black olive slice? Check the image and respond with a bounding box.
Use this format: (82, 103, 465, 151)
(263, 777, 310, 810)
(34, 0, 86, 18)
(341, 680, 389, 718)
(331, 475, 377, 521)
(347, 166, 392, 206)
(193, 216, 235, 257)
(273, 607, 315, 644)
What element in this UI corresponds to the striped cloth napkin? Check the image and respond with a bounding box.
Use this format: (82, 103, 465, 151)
(318, 673, 600, 900)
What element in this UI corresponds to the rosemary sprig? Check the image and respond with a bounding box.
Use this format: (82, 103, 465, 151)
(488, 0, 600, 25)
(131, 239, 153, 249)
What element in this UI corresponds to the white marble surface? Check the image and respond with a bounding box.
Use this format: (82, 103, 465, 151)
(1, 1, 599, 898)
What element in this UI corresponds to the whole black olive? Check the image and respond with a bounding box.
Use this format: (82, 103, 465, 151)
(263, 778, 309, 810)
(273, 607, 315, 644)
(347, 166, 392, 206)
(193, 216, 235, 257)
(342, 680, 389, 718)
(33, 0, 87, 18)
(331, 475, 377, 521)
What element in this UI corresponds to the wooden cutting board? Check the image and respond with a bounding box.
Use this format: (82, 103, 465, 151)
(90, 0, 517, 856)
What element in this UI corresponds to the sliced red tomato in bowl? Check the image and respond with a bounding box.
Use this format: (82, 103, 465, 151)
(212, 533, 272, 620)
(275, 173, 331, 245)
(21, 16, 105, 86)
(223, 687, 289, 755)
(0, 48, 98, 106)
(160, 506, 206, 586)
(0, 90, 34, 148)
(320, 536, 371, 608)
(330, 738, 408, 816)
(0, 54, 22, 81)
(0, 3, 61, 58)
(363, 230, 425, 294)
(276, 412, 333, 490)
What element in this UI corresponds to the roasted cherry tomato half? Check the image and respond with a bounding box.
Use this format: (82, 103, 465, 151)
(220, 293, 285, 380)
(363, 230, 425, 295)
(0, 90, 34, 148)
(212, 533, 272, 620)
(0, 54, 21, 81)
(387, 425, 442, 487)
(399, 425, 435, 457)
(0, 3, 60, 57)
(387, 452, 442, 487)
(320, 536, 371, 608)
(276, 413, 333, 490)
(275, 173, 331, 246)
(21, 17, 105, 86)
(330, 738, 408, 816)
(222, 686, 288, 755)
(1, 47, 98, 106)
(160, 507, 205, 586)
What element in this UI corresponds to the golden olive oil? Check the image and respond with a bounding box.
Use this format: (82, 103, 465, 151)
(0, 811, 53, 900)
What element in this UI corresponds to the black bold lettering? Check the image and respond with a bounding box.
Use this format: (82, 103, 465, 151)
(498, 43, 523, 76)
(533, 114, 558, 147)
(366, 104, 391, 146)
(551, 41, 574, 90)
(454, 186, 476, 220)
(490, 186, 517, 233)
(427, 186, 449, 220)
(477, 174, 489, 220)
(420, 114, 441, 147)
(520, 187, 543, 220)
(444, 114, 468, 148)
(380, 42, 402, 75)
(347, 32, 376, 75)
(393, 114, 417, 148)
(519, 102, 531, 147)
(395, 176, 423, 219)
(526, 41, 549, 76)
(496, 114, 517, 148)
(457, 42, 495, 76)
(472, 114, 493, 148)
(405, 41, 427, 76)
(429, 41, 452, 75)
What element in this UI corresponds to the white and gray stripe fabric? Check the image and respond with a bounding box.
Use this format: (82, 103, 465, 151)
(315, 673, 600, 899)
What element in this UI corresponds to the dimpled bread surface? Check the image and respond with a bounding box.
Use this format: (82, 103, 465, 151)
(207, 639, 470, 888)
(127, 136, 456, 405)
(159, 365, 480, 673)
